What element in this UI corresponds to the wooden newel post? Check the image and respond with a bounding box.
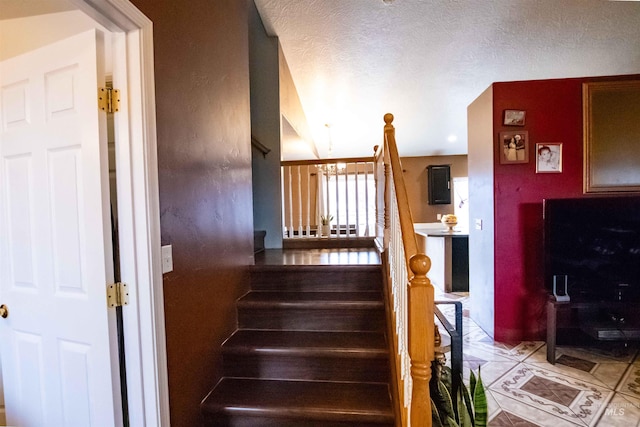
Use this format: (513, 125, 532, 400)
(409, 253, 434, 427)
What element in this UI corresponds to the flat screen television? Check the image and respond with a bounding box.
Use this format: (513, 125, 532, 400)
(543, 196, 640, 303)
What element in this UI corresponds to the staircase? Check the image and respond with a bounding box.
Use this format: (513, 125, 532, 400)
(201, 263, 395, 426)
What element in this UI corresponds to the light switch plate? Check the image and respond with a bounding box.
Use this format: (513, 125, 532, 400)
(161, 245, 173, 273)
(474, 219, 483, 230)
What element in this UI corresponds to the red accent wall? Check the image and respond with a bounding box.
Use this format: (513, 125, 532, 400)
(130, 1, 253, 426)
(491, 75, 640, 341)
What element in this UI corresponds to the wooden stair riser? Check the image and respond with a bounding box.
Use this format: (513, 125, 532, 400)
(223, 352, 390, 383)
(237, 307, 385, 331)
(203, 414, 393, 427)
(203, 414, 395, 427)
(250, 267, 381, 292)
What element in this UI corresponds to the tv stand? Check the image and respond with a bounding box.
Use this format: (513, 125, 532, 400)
(546, 297, 640, 364)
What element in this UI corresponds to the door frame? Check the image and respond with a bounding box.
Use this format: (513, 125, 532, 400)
(66, 1, 169, 425)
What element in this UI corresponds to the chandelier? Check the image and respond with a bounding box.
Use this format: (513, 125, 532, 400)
(320, 163, 347, 176)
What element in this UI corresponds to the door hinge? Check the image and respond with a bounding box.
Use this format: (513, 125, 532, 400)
(98, 87, 120, 113)
(107, 282, 129, 308)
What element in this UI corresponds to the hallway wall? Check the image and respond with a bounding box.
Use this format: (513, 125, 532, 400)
(250, 3, 282, 249)
(130, 1, 254, 426)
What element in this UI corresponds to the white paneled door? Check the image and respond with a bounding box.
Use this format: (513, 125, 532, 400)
(0, 29, 121, 426)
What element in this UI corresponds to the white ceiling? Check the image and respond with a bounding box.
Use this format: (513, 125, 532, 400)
(254, 0, 640, 159)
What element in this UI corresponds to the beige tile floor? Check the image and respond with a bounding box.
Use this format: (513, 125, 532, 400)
(436, 292, 640, 427)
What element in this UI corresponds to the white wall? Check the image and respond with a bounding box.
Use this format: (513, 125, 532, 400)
(278, 47, 317, 161)
(0, 356, 4, 425)
(0, 10, 109, 61)
(453, 176, 469, 231)
(467, 85, 495, 337)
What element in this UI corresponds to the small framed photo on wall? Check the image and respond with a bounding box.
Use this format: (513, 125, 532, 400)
(503, 109, 526, 126)
(499, 131, 529, 164)
(536, 143, 562, 173)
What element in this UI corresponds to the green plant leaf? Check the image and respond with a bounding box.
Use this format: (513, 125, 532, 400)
(458, 375, 475, 426)
(457, 386, 472, 427)
(446, 415, 460, 427)
(473, 368, 488, 427)
(431, 399, 445, 427)
(442, 366, 453, 392)
(469, 370, 477, 403)
(431, 364, 487, 427)
(320, 214, 333, 224)
(438, 379, 456, 421)
(431, 363, 452, 425)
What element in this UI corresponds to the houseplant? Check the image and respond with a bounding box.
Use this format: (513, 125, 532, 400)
(320, 214, 333, 237)
(431, 364, 487, 427)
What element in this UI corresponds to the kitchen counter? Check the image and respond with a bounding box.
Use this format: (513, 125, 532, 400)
(414, 224, 469, 293)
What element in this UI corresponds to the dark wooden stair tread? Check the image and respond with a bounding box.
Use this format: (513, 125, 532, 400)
(251, 264, 380, 271)
(223, 330, 387, 356)
(201, 378, 394, 423)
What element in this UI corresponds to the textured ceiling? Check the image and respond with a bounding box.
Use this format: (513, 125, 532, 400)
(254, 0, 640, 159)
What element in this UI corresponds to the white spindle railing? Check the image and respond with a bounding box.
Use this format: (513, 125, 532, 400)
(355, 162, 361, 236)
(297, 165, 303, 237)
(305, 164, 311, 237)
(286, 166, 293, 237)
(388, 179, 412, 410)
(281, 158, 376, 238)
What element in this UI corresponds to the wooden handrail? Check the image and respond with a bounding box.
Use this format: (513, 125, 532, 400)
(383, 114, 419, 270)
(251, 135, 271, 157)
(282, 156, 374, 167)
(380, 113, 435, 427)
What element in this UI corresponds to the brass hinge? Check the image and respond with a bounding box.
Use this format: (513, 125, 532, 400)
(98, 87, 121, 113)
(107, 282, 129, 308)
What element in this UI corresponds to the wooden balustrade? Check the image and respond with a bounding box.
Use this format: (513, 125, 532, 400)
(281, 158, 375, 239)
(376, 113, 435, 426)
(281, 114, 435, 425)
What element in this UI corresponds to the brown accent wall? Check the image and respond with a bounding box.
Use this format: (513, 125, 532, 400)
(129, 1, 253, 426)
(400, 155, 468, 223)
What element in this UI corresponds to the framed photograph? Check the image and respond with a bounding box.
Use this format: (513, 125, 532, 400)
(503, 109, 526, 126)
(499, 131, 529, 164)
(536, 143, 562, 173)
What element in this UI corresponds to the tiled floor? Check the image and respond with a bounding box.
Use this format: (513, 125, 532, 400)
(436, 292, 640, 427)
